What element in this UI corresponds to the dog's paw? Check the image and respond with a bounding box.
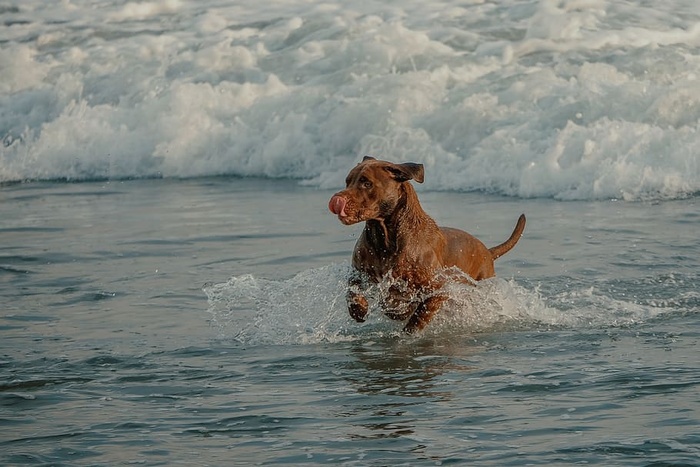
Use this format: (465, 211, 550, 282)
(348, 296, 369, 322)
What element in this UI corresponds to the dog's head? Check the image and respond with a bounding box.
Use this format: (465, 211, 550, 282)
(328, 156, 424, 225)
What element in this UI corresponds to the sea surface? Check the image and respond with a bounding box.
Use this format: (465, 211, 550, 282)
(2, 1, 700, 466)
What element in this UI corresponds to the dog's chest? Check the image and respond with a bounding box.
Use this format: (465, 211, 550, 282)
(352, 246, 395, 281)
(353, 245, 436, 286)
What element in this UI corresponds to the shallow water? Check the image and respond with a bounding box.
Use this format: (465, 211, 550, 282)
(1, 178, 698, 466)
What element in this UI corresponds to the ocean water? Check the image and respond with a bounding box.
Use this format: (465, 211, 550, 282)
(1, 0, 700, 466)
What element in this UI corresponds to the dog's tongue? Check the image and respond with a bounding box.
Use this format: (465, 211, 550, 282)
(328, 195, 347, 217)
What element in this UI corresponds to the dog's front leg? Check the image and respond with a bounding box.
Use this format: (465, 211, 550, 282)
(403, 293, 447, 334)
(347, 272, 369, 322)
(380, 284, 418, 321)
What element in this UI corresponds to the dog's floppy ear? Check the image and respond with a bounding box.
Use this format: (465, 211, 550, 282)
(386, 162, 424, 183)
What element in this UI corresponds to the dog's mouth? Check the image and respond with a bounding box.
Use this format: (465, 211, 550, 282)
(329, 195, 358, 224)
(329, 195, 375, 225)
(328, 195, 347, 217)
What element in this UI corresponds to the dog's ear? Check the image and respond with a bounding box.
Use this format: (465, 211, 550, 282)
(386, 162, 424, 183)
(362, 155, 376, 162)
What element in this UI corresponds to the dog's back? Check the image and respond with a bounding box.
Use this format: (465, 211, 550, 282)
(440, 227, 495, 280)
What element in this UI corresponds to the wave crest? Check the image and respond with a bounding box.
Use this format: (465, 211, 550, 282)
(3, 3, 699, 201)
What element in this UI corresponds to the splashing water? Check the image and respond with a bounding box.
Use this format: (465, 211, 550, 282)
(204, 263, 354, 345)
(203, 262, 686, 346)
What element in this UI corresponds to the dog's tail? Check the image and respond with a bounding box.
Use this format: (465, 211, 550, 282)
(489, 214, 526, 260)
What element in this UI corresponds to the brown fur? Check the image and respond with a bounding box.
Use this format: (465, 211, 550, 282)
(329, 156, 526, 333)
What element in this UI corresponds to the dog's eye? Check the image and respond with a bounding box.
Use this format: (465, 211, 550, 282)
(361, 180, 373, 189)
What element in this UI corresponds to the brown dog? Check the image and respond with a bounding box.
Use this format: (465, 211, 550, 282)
(328, 156, 526, 333)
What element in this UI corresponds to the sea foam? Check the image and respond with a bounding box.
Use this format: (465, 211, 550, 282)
(1, 0, 699, 200)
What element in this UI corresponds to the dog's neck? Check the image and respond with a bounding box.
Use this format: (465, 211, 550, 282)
(364, 183, 435, 254)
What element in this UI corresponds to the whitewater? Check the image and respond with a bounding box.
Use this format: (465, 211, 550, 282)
(2, 0, 699, 200)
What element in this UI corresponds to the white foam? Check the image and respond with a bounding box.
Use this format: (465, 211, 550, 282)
(110, 0, 183, 21)
(1, 0, 699, 200)
(203, 263, 680, 346)
(0, 44, 51, 94)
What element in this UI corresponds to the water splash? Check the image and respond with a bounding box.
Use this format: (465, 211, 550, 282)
(204, 263, 689, 346)
(204, 263, 355, 345)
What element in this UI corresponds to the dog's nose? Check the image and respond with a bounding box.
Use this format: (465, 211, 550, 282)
(328, 195, 347, 217)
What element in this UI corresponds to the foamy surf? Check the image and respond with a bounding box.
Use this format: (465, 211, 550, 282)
(203, 263, 682, 346)
(2, 1, 699, 201)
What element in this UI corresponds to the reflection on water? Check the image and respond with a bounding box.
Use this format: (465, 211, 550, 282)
(340, 338, 478, 442)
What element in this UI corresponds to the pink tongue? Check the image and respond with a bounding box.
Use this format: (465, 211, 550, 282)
(328, 195, 347, 217)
